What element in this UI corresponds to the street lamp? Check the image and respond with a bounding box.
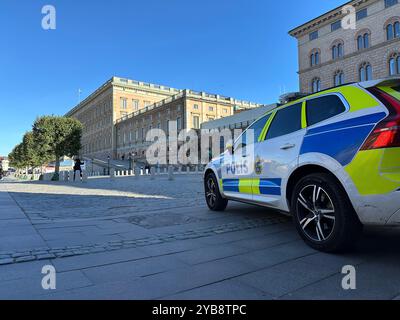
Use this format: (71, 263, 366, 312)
(128, 154, 132, 171)
(107, 156, 110, 175)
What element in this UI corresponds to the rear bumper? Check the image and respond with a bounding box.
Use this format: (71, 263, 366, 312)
(387, 199, 400, 225)
(352, 190, 400, 225)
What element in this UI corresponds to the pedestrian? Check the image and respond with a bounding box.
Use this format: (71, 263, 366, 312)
(0, 168, 3, 181)
(73, 158, 84, 181)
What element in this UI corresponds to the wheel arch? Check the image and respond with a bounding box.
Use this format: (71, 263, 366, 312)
(286, 164, 352, 212)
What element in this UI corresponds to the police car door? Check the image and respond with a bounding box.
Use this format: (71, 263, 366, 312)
(221, 114, 271, 201)
(253, 102, 305, 208)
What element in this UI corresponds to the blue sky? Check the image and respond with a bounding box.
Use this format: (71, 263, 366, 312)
(0, 0, 345, 156)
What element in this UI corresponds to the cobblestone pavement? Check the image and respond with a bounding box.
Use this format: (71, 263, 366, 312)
(0, 175, 400, 300)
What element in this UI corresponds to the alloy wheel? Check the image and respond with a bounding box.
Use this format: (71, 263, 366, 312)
(206, 177, 217, 208)
(296, 184, 336, 242)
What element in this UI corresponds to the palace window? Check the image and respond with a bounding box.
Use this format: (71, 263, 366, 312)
(385, 0, 398, 8)
(387, 21, 400, 40)
(389, 53, 400, 75)
(311, 78, 321, 93)
(357, 31, 370, 50)
(332, 43, 344, 60)
(359, 62, 373, 81)
(334, 71, 345, 86)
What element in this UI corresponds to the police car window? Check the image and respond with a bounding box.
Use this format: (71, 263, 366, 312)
(306, 95, 346, 126)
(265, 103, 302, 140)
(235, 113, 271, 149)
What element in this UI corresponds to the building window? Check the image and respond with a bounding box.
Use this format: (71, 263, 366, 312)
(310, 50, 320, 67)
(309, 30, 318, 41)
(332, 42, 344, 60)
(334, 71, 345, 86)
(356, 8, 368, 21)
(357, 32, 370, 50)
(132, 99, 139, 111)
(387, 21, 400, 40)
(331, 20, 341, 32)
(177, 117, 181, 130)
(311, 78, 321, 93)
(193, 104, 199, 110)
(385, 0, 398, 8)
(389, 53, 400, 75)
(359, 62, 373, 81)
(193, 116, 200, 129)
(209, 106, 214, 112)
(120, 98, 127, 110)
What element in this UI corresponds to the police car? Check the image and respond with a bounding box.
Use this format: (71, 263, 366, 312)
(204, 77, 400, 252)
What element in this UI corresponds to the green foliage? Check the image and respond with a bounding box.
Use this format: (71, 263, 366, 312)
(9, 116, 83, 174)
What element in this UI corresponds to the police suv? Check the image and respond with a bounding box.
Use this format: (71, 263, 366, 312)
(204, 78, 400, 252)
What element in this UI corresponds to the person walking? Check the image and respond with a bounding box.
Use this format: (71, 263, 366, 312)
(73, 158, 84, 181)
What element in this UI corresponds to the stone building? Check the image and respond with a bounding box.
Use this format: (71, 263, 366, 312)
(289, 0, 400, 93)
(66, 77, 260, 161)
(115, 89, 261, 161)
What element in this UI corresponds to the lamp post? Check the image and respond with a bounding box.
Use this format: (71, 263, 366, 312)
(128, 154, 132, 171)
(107, 156, 110, 176)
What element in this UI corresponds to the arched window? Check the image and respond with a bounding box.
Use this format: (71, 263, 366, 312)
(389, 53, 400, 75)
(332, 43, 344, 60)
(363, 33, 370, 48)
(387, 24, 394, 40)
(310, 49, 320, 67)
(357, 31, 371, 50)
(357, 36, 363, 50)
(334, 71, 345, 86)
(359, 62, 373, 81)
(385, 18, 400, 41)
(310, 53, 315, 67)
(311, 78, 321, 93)
(338, 43, 343, 57)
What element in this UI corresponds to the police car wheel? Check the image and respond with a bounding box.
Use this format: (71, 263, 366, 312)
(205, 173, 228, 211)
(291, 173, 362, 253)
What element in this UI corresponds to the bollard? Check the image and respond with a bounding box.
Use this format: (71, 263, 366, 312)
(168, 166, 174, 181)
(82, 171, 88, 183)
(129, 170, 133, 176)
(150, 167, 156, 180)
(69, 170, 75, 182)
(134, 167, 140, 178)
(187, 166, 190, 174)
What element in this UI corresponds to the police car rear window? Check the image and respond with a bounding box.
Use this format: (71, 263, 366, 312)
(306, 95, 346, 126)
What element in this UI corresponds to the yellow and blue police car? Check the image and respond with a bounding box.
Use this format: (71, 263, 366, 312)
(204, 77, 400, 252)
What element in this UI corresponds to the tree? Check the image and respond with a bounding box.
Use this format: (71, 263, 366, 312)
(9, 143, 25, 169)
(22, 131, 45, 169)
(32, 116, 82, 179)
(8, 131, 48, 171)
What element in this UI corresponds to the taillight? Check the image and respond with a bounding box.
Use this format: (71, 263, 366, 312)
(361, 87, 400, 150)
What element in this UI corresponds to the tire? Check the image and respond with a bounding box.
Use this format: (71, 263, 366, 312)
(204, 172, 228, 211)
(291, 173, 363, 253)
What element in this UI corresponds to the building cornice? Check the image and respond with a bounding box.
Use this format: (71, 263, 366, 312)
(288, 0, 374, 38)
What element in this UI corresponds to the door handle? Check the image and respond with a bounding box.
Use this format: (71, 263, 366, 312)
(280, 143, 296, 150)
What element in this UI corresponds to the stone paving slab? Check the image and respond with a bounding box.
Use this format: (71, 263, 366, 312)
(1, 176, 400, 300)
